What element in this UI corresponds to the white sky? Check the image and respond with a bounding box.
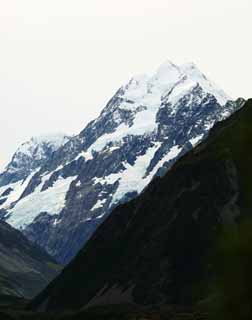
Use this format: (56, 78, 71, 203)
(0, 0, 251, 169)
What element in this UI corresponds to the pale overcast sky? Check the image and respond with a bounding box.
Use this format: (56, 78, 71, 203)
(0, 0, 251, 169)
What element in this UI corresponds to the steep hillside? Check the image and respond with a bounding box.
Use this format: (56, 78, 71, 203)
(0, 61, 243, 264)
(31, 99, 251, 311)
(0, 220, 61, 301)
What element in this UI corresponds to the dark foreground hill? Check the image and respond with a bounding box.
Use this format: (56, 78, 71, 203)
(29, 99, 252, 315)
(0, 221, 61, 303)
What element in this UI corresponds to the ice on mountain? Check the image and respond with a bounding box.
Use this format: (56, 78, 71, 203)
(6, 175, 77, 229)
(189, 134, 204, 146)
(91, 198, 107, 211)
(148, 145, 182, 179)
(0, 171, 38, 210)
(87, 60, 229, 157)
(180, 62, 230, 105)
(17, 134, 69, 159)
(92, 143, 161, 206)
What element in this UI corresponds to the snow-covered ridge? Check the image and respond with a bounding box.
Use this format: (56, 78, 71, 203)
(1, 133, 70, 178)
(6, 175, 77, 230)
(180, 62, 229, 105)
(16, 133, 70, 159)
(120, 60, 230, 109)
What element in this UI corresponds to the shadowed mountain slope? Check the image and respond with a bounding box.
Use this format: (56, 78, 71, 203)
(31, 99, 252, 311)
(0, 221, 61, 301)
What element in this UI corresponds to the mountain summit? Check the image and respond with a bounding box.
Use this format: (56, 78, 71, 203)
(0, 134, 70, 186)
(0, 61, 243, 264)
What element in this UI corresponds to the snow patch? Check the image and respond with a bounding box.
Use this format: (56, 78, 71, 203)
(6, 175, 77, 229)
(148, 145, 182, 178)
(17, 134, 69, 158)
(91, 198, 107, 212)
(0, 171, 38, 210)
(85, 108, 159, 155)
(93, 143, 161, 205)
(180, 62, 230, 105)
(189, 134, 204, 146)
(92, 143, 184, 207)
(76, 181, 81, 187)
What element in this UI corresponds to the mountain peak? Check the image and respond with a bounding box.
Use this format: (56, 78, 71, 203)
(15, 134, 69, 164)
(121, 59, 230, 105)
(180, 62, 230, 105)
(17, 133, 70, 157)
(0, 133, 71, 186)
(152, 60, 182, 85)
(155, 59, 179, 73)
(30, 133, 70, 150)
(180, 61, 198, 70)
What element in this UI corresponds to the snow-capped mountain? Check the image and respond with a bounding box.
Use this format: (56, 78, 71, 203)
(0, 134, 70, 218)
(0, 61, 244, 264)
(0, 134, 70, 186)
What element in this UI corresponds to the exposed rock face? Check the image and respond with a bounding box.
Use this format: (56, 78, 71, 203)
(0, 61, 243, 264)
(31, 100, 252, 311)
(0, 220, 61, 299)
